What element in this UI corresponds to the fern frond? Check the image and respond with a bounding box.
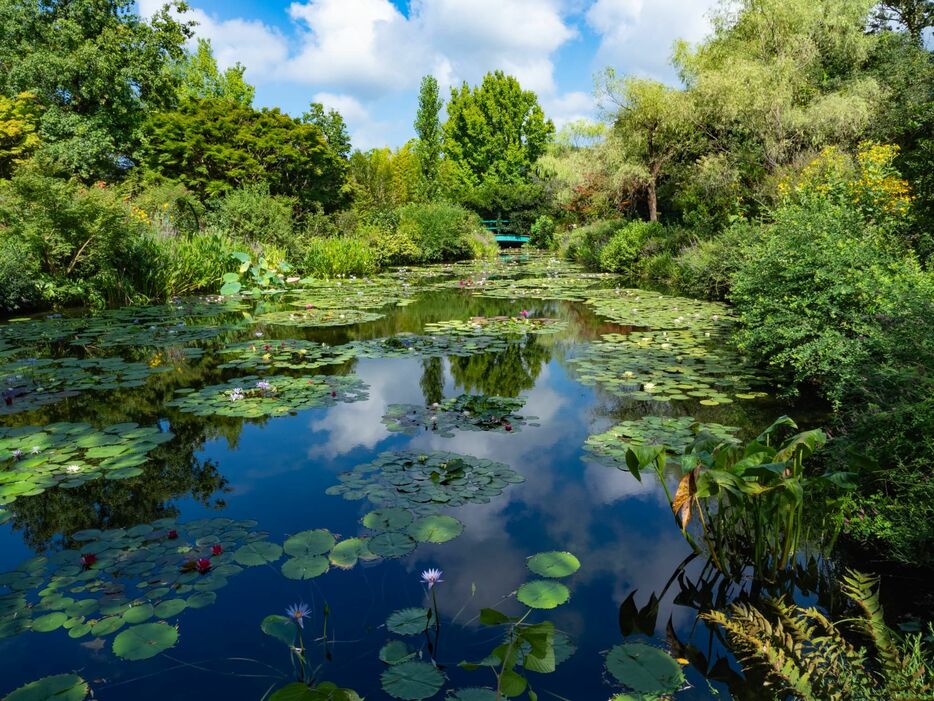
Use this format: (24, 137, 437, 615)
(840, 569, 902, 674)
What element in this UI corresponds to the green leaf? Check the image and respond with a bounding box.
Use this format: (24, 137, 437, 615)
(31, 612, 68, 632)
(261, 614, 295, 646)
(368, 532, 416, 558)
(220, 281, 242, 296)
(112, 622, 179, 661)
(3, 674, 88, 701)
(379, 640, 415, 665)
(362, 508, 413, 531)
(328, 538, 368, 569)
(604, 643, 684, 694)
(446, 690, 496, 701)
(516, 581, 570, 610)
(380, 660, 444, 700)
(122, 603, 153, 624)
(498, 669, 527, 698)
(281, 555, 329, 580)
(283, 529, 336, 557)
(386, 607, 430, 635)
(407, 515, 463, 543)
(153, 599, 187, 619)
(232, 541, 283, 566)
(478, 608, 514, 626)
(526, 552, 580, 578)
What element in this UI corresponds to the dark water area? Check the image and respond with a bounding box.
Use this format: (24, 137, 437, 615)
(0, 257, 899, 700)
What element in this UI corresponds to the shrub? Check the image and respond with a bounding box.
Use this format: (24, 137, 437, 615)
(562, 218, 625, 269)
(529, 214, 556, 249)
(162, 231, 235, 297)
(395, 202, 484, 263)
(673, 220, 761, 299)
(599, 220, 663, 273)
(0, 236, 41, 313)
(361, 222, 421, 267)
(302, 236, 378, 277)
(206, 183, 296, 256)
(0, 168, 149, 308)
(123, 176, 204, 238)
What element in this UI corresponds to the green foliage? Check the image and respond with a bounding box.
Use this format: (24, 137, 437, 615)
(302, 103, 352, 161)
(529, 215, 556, 249)
(444, 71, 554, 187)
(671, 220, 761, 299)
(361, 222, 421, 267)
(172, 38, 254, 106)
(141, 98, 348, 215)
(0, 92, 42, 179)
(599, 220, 663, 274)
(0, 0, 191, 179)
(349, 144, 421, 212)
(562, 219, 626, 269)
(302, 236, 378, 277)
(220, 251, 293, 296)
(414, 75, 443, 199)
(206, 183, 295, 255)
(395, 202, 486, 263)
(0, 235, 41, 313)
(703, 569, 934, 700)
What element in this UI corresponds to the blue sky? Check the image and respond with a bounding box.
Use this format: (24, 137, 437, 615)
(138, 0, 719, 149)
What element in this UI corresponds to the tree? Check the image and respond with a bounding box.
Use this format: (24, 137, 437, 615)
(0, 92, 41, 179)
(0, 0, 192, 179)
(302, 103, 352, 160)
(443, 71, 554, 187)
(140, 98, 348, 214)
(414, 75, 443, 199)
(348, 143, 421, 211)
(173, 38, 254, 106)
(596, 70, 693, 221)
(871, 0, 934, 44)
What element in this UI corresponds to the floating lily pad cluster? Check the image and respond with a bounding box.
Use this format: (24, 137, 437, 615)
(359, 508, 465, 559)
(326, 451, 523, 513)
(424, 317, 567, 337)
(0, 517, 275, 651)
(167, 374, 368, 417)
(218, 339, 355, 371)
(346, 334, 510, 359)
(604, 643, 685, 696)
(1, 357, 171, 415)
(569, 331, 768, 405)
(382, 395, 533, 437)
(455, 276, 610, 302)
(279, 528, 380, 580)
(584, 416, 741, 466)
(287, 281, 419, 311)
(255, 308, 384, 328)
(0, 422, 173, 504)
(584, 289, 734, 331)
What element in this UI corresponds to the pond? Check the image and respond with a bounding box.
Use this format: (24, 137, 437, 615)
(0, 254, 833, 700)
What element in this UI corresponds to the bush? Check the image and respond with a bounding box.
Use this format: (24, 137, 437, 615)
(361, 222, 421, 267)
(529, 215, 556, 249)
(673, 220, 761, 299)
(162, 231, 235, 297)
(562, 218, 625, 269)
(302, 236, 378, 277)
(599, 220, 663, 273)
(395, 202, 486, 263)
(0, 168, 150, 308)
(206, 183, 296, 256)
(0, 236, 41, 313)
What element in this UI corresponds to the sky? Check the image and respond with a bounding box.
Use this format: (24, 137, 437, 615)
(137, 0, 720, 150)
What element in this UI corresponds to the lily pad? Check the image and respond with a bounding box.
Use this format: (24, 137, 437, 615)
(362, 508, 413, 532)
(407, 515, 464, 544)
(380, 660, 444, 700)
(526, 552, 580, 578)
(386, 608, 431, 635)
(281, 556, 330, 580)
(516, 581, 570, 610)
(3, 674, 89, 701)
(284, 530, 336, 557)
(368, 532, 416, 559)
(112, 622, 179, 660)
(604, 643, 684, 694)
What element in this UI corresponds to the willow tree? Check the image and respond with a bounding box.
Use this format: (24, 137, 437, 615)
(597, 70, 692, 222)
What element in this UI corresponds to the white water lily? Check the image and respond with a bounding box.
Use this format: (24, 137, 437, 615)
(65, 465, 81, 474)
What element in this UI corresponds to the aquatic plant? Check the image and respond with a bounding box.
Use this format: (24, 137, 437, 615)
(703, 570, 934, 700)
(220, 251, 295, 296)
(425, 317, 567, 337)
(218, 339, 356, 371)
(584, 416, 741, 466)
(255, 308, 385, 328)
(382, 395, 534, 437)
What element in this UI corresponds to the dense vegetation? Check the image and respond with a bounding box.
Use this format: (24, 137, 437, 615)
(0, 0, 932, 592)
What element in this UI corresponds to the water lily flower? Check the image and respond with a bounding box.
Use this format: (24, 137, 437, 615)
(330, 390, 337, 397)
(80, 553, 96, 568)
(256, 381, 272, 391)
(420, 568, 444, 589)
(255, 332, 264, 338)
(65, 464, 81, 474)
(431, 402, 439, 409)
(167, 529, 178, 540)
(504, 423, 513, 432)
(30, 446, 40, 454)
(520, 310, 530, 318)
(211, 544, 223, 556)
(11, 449, 22, 459)
(195, 558, 212, 574)
(286, 602, 310, 629)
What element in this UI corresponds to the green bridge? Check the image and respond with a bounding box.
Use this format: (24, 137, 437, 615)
(482, 219, 529, 246)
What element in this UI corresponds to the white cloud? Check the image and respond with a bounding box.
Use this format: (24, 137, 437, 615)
(542, 90, 597, 129)
(312, 92, 369, 123)
(586, 0, 717, 82)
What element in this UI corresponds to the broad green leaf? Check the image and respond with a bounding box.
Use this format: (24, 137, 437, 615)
(4, 674, 88, 701)
(516, 581, 570, 610)
(526, 552, 580, 578)
(604, 643, 684, 694)
(380, 660, 444, 700)
(112, 622, 179, 661)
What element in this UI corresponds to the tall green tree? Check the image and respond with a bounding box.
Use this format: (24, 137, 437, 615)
(302, 103, 352, 161)
(871, 0, 934, 44)
(443, 71, 554, 187)
(173, 38, 254, 106)
(0, 0, 192, 179)
(414, 75, 443, 199)
(141, 98, 348, 214)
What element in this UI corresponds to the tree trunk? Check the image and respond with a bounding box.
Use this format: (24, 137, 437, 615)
(647, 179, 658, 222)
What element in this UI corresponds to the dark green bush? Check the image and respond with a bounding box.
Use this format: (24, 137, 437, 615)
(206, 183, 296, 256)
(673, 220, 761, 299)
(562, 219, 625, 269)
(529, 214, 556, 249)
(0, 236, 41, 313)
(395, 202, 487, 263)
(599, 220, 663, 273)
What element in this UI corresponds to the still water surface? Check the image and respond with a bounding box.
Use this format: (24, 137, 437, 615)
(0, 257, 827, 700)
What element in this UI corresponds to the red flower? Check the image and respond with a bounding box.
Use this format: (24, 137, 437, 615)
(211, 544, 223, 556)
(195, 558, 212, 574)
(504, 423, 513, 432)
(331, 391, 337, 397)
(167, 529, 178, 540)
(80, 553, 97, 568)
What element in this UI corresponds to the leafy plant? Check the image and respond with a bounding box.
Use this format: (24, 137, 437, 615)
(702, 570, 934, 700)
(220, 251, 294, 296)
